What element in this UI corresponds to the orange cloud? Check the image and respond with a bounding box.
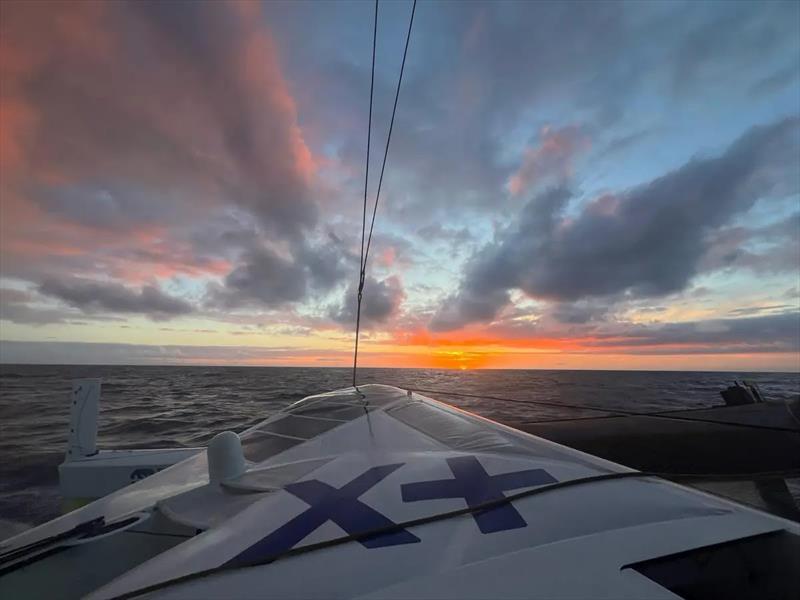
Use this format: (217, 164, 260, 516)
(377, 247, 397, 268)
(232, 0, 316, 183)
(507, 125, 589, 196)
(391, 327, 592, 352)
(0, 1, 318, 289)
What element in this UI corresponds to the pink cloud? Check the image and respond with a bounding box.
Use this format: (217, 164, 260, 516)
(507, 125, 589, 196)
(0, 1, 320, 292)
(376, 247, 397, 269)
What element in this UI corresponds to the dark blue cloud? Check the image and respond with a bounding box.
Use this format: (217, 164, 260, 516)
(329, 276, 405, 327)
(586, 312, 800, 355)
(38, 277, 192, 319)
(432, 117, 800, 330)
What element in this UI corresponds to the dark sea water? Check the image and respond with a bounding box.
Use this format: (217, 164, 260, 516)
(1, 364, 798, 531)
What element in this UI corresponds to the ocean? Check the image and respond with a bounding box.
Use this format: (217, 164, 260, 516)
(1, 364, 798, 532)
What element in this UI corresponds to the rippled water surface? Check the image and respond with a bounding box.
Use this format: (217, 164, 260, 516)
(1, 364, 797, 527)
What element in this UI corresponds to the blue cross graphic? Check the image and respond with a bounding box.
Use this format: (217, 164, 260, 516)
(400, 455, 556, 533)
(227, 463, 419, 566)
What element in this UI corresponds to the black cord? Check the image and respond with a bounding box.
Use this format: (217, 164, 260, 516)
(0, 517, 103, 566)
(359, 0, 378, 277)
(409, 387, 800, 434)
(353, 0, 379, 389)
(353, 0, 417, 388)
(362, 0, 417, 271)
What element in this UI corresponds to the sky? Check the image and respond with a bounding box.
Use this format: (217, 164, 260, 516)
(0, 0, 798, 371)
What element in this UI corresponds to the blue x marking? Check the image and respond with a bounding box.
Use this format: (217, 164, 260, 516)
(401, 455, 557, 533)
(227, 463, 419, 566)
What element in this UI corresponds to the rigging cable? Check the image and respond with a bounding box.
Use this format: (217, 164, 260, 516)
(353, 0, 379, 389)
(353, 0, 418, 388)
(408, 387, 800, 434)
(362, 0, 418, 272)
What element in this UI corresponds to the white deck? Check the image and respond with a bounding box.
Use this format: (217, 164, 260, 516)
(2, 385, 798, 599)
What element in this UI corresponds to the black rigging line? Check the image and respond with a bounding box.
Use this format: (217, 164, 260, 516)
(359, 0, 378, 277)
(407, 387, 800, 434)
(353, 0, 379, 388)
(362, 0, 417, 271)
(353, 0, 417, 388)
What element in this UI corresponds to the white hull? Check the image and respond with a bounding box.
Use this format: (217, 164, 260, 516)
(2, 385, 798, 599)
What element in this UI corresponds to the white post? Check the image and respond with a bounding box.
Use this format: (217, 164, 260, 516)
(207, 431, 246, 483)
(66, 379, 102, 460)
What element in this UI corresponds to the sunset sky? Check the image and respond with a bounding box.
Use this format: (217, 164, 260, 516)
(0, 0, 798, 371)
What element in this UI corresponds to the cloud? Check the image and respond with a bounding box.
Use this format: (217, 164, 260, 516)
(416, 224, 475, 246)
(433, 117, 800, 330)
(1, 0, 797, 370)
(37, 277, 192, 320)
(296, 1, 800, 235)
(209, 245, 307, 308)
(0, 287, 133, 325)
(700, 212, 800, 274)
(0, 0, 331, 303)
(727, 305, 797, 317)
(672, 2, 800, 94)
(550, 301, 610, 325)
(507, 125, 588, 196)
(602, 128, 654, 156)
(750, 61, 800, 97)
(4, 1, 314, 229)
(0, 340, 350, 366)
(329, 276, 405, 327)
(585, 312, 800, 355)
(430, 186, 567, 330)
(126, 0, 317, 236)
(206, 233, 351, 309)
(417, 308, 800, 356)
(0, 288, 73, 325)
